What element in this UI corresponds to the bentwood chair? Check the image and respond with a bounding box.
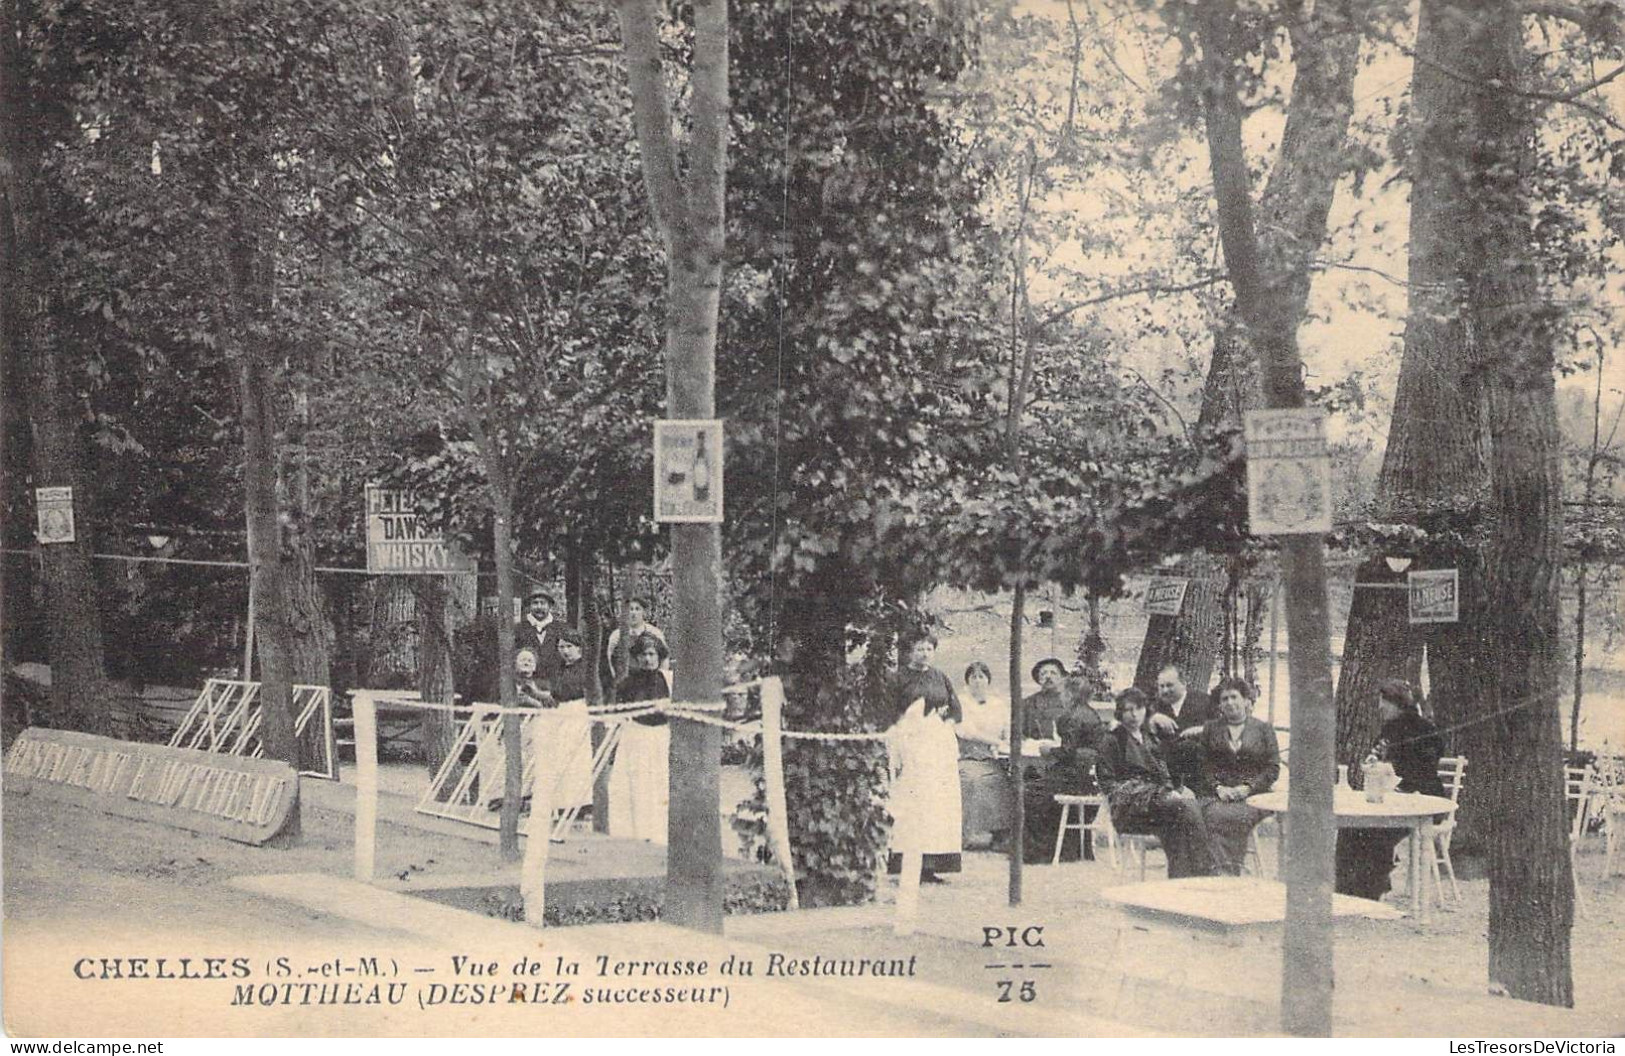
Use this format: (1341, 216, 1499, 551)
(1428, 756, 1468, 903)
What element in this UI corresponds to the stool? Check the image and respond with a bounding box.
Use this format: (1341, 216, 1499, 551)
(1053, 794, 1115, 867)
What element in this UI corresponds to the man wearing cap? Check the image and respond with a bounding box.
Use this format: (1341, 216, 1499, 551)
(516, 589, 565, 685)
(1019, 659, 1106, 862)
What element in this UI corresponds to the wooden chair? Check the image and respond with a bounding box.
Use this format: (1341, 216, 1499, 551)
(1566, 764, 1594, 912)
(1052, 793, 1115, 867)
(1428, 756, 1468, 903)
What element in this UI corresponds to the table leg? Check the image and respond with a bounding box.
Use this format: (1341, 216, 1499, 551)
(1409, 822, 1425, 923)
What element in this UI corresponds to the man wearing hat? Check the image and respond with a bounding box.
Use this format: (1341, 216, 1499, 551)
(516, 589, 565, 685)
(1019, 658, 1106, 862)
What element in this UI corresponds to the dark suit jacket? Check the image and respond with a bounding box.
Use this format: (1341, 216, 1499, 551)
(1195, 716, 1281, 799)
(515, 618, 565, 684)
(1154, 688, 1216, 787)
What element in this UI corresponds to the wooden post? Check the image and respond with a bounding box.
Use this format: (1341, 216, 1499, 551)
(893, 847, 922, 937)
(521, 711, 556, 926)
(1267, 579, 1280, 728)
(352, 690, 378, 882)
(759, 677, 800, 910)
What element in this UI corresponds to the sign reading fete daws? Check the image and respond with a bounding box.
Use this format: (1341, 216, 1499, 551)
(654, 419, 724, 524)
(1144, 576, 1189, 616)
(35, 486, 76, 544)
(1243, 408, 1333, 536)
(1408, 568, 1460, 624)
(365, 485, 477, 574)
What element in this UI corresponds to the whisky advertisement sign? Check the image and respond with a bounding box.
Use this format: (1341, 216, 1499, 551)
(364, 485, 478, 574)
(655, 419, 724, 524)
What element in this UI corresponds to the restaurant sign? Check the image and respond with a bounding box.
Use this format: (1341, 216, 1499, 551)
(3, 728, 299, 845)
(1408, 568, 1460, 624)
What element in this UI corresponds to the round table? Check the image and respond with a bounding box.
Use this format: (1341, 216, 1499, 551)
(1247, 787, 1459, 920)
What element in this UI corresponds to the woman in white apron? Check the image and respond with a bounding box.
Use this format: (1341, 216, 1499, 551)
(887, 631, 963, 882)
(608, 633, 671, 842)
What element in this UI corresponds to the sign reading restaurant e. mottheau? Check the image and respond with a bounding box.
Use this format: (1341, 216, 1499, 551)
(655, 419, 724, 524)
(1243, 408, 1334, 536)
(1408, 568, 1460, 624)
(365, 484, 478, 574)
(3, 728, 298, 845)
(1144, 576, 1189, 616)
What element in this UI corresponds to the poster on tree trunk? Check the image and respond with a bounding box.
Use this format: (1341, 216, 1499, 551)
(364, 485, 478, 574)
(1243, 408, 1333, 536)
(654, 419, 724, 523)
(34, 487, 75, 544)
(1408, 568, 1460, 624)
(1144, 576, 1189, 615)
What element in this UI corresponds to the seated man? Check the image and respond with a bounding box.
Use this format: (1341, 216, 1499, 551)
(1020, 663, 1107, 862)
(1194, 676, 1280, 875)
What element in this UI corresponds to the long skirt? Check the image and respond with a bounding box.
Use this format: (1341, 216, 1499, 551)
(1108, 780, 1217, 878)
(1202, 799, 1268, 876)
(538, 702, 595, 811)
(607, 721, 670, 843)
(1335, 827, 1408, 900)
(959, 757, 1014, 847)
(886, 710, 963, 876)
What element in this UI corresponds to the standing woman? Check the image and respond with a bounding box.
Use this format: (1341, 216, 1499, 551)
(1096, 687, 1216, 878)
(608, 633, 672, 843)
(1335, 679, 1446, 900)
(957, 662, 1013, 850)
(887, 632, 964, 882)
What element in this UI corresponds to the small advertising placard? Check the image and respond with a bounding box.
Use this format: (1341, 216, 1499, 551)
(35, 486, 76, 545)
(1144, 576, 1189, 616)
(1408, 568, 1459, 624)
(364, 485, 478, 574)
(655, 419, 724, 524)
(1244, 408, 1333, 536)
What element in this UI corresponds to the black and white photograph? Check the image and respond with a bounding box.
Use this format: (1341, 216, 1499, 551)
(2, 0, 1624, 1041)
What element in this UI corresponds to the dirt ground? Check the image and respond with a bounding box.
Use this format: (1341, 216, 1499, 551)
(4, 784, 1623, 1038)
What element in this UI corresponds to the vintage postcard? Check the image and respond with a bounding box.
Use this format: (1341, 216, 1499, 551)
(4, 0, 1623, 1042)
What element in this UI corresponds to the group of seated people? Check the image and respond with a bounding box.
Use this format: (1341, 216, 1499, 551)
(948, 654, 1444, 900)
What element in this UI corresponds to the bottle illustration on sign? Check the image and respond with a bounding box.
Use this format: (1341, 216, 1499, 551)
(692, 431, 711, 504)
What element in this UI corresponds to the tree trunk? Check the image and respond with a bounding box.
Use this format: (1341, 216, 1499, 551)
(1333, 0, 1491, 834)
(221, 224, 300, 843)
(1463, 0, 1573, 1006)
(414, 574, 461, 773)
(1136, 3, 1362, 688)
(282, 387, 330, 687)
(1196, 0, 1339, 1033)
(2, 5, 112, 735)
(1133, 552, 1227, 694)
(617, 0, 729, 934)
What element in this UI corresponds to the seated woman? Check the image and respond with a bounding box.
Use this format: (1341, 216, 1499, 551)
(956, 661, 1013, 851)
(1194, 676, 1280, 875)
(1335, 678, 1446, 900)
(608, 633, 672, 843)
(1096, 687, 1216, 878)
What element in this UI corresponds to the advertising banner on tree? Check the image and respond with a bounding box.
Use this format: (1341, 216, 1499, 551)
(1408, 568, 1460, 624)
(34, 486, 75, 544)
(1143, 576, 1189, 615)
(364, 485, 478, 574)
(654, 419, 724, 524)
(1243, 408, 1333, 536)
